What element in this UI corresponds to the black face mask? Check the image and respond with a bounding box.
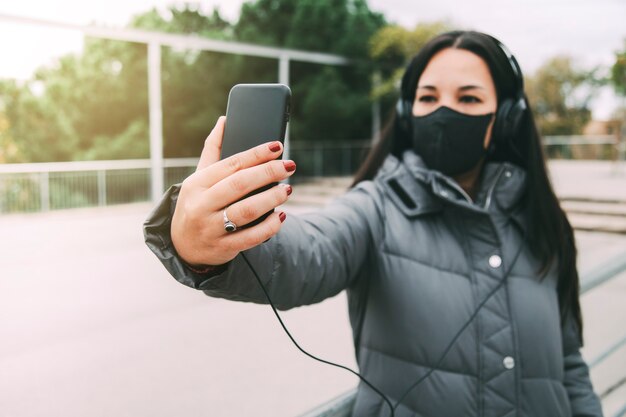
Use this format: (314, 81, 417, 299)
(411, 106, 494, 177)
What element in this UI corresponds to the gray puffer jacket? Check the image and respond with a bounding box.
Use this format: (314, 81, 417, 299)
(144, 149, 603, 417)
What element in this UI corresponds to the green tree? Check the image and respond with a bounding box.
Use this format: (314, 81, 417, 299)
(1, 1, 386, 162)
(233, 0, 386, 142)
(0, 5, 236, 162)
(113, 5, 246, 158)
(0, 81, 20, 163)
(525, 56, 599, 135)
(0, 35, 150, 162)
(368, 21, 451, 100)
(611, 38, 626, 97)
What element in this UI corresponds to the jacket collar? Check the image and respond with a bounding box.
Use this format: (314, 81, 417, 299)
(375, 149, 527, 219)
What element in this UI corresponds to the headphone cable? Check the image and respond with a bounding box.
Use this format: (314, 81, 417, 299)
(240, 252, 396, 417)
(240, 233, 524, 417)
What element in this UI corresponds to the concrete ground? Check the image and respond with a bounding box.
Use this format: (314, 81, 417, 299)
(548, 159, 626, 201)
(1, 160, 625, 417)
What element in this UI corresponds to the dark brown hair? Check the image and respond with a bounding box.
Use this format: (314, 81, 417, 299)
(353, 30, 583, 342)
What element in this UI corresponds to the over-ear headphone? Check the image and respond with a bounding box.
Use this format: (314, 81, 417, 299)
(396, 34, 528, 152)
(488, 36, 528, 149)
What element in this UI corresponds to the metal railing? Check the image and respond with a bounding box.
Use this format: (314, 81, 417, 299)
(0, 141, 371, 214)
(0, 13, 358, 205)
(543, 134, 625, 161)
(299, 250, 626, 417)
(1, 135, 624, 214)
(0, 158, 194, 213)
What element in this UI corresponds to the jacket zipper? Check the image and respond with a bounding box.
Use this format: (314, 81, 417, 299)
(484, 165, 506, 210)
(444, 178, 474, 204)
(437, 164, 506, 208)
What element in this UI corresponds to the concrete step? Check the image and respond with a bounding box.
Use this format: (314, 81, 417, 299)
(561, 200, 626, 217)
(566, 213, 626, 234)
(561, 198, 626, 234)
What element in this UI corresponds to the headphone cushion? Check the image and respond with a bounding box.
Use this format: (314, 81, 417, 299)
(396, 98, 412, 137)
(491, 99, 513, 142)
(492, 97, 527, 141)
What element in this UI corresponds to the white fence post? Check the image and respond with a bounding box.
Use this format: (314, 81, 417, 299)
(148, 42, 164, 203)
(97, 169, 106, 206)
(39, 171, 50, 211)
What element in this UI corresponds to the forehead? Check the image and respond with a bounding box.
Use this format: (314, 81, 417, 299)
(418, 48, 495, 90)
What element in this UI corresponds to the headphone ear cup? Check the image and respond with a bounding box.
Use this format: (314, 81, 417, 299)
(493, 98, 514, 143)
(495, 97, 528, 142)
(509, 97, 527, 135)
(491, 97, 528, 160)
(395, 98, 412, 139)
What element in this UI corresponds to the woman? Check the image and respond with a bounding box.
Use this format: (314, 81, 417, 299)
(144, 31, 603, 416)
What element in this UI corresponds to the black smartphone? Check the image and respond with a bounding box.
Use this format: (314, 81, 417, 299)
(221, 83, 291, 228)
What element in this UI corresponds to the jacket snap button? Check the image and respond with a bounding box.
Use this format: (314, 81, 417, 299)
(505, 170, 512, 178)
(503, 356, 515, 369)
(440, 190, 449, 197)
(489, 255, 502, 268)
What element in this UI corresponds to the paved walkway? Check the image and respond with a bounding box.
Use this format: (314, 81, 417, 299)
(548, 160, 626, 201)
(1, 160, 625, 416)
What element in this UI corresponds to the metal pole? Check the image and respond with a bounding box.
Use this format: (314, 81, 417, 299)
(315, 143, 323, 177)
(148, 42, 164, 202)
(39, 171, 50, 211)
(589, 333, 626, 369)
(371, 71, 382, 143)
(343, 143, 351, 175)
(279, 54, 291, 184)
(97, 169, 106, 206)
(279, 54, 290, 155)
(581, 250, 626, 293)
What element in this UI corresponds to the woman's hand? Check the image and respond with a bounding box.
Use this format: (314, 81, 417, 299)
(171, 116, 295, 267)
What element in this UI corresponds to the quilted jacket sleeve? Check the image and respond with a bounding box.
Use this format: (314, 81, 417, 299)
(561, 312, 604, 417)
(143, 180, 384, 310)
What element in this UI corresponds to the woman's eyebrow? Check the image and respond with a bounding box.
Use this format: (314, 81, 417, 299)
(459, 85, 485, 91)
(417, 85, 485, 91)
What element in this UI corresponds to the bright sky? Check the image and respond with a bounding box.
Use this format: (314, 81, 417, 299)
(0, 0, 624, 118)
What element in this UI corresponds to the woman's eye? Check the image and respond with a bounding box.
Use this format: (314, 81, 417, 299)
(460, 96, 481, 103)
(418, 95, 436, 103)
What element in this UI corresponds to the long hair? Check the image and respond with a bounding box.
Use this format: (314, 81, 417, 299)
(353, 30, 583, 342)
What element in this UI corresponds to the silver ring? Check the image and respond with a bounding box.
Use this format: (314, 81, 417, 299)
(223, 208, 237, 232)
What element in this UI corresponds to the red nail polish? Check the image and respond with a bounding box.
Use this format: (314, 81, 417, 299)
(269, 142, 281, 152)
(279, 212, 287, 222)
(284, 161, 296, 172)
(286, 185, 293, 196)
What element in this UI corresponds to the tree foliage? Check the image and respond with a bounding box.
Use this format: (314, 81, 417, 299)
(0, 38, 149, 162)
(0, 2, 617, 162)
(525, 56, 599, 135)
(0, 1, 385, 163)
(234, 0, 386, 142)
(362, 21, 453, 132)
(611, 38, 626, 97)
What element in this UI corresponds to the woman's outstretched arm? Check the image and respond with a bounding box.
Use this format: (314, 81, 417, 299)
(144, 179, 384, 310)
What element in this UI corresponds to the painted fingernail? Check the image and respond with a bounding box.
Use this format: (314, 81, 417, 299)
(285, 185, 293, 196)
(284, 161, 296, 172)
(279, 212, 287, 223)
(269, 141, 281, 152)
